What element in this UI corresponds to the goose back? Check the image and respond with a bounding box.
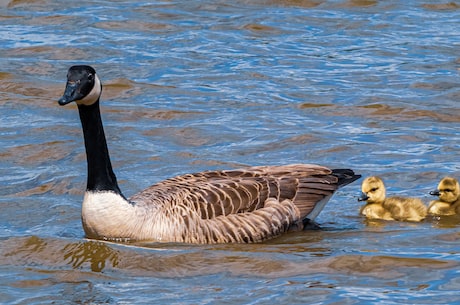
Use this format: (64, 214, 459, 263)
(125, 164, 354, 243)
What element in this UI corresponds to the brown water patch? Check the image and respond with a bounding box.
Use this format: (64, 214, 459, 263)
(10, 278, 55, 288)
(262, 0, 323, 8)
(170, 151, 243, 168)
(143, 126, 215, 147)
(343, 0, 378, 7)
(4, 0, 47, 8)
(243, 23, 278, 33)
(317, 144, 354, 155)
(102, 78, 175, 102)
(1, 80, 49, 102)
(404, 109, 460, 123)
(422, 2, 460, 10)
(100, 77, 137, 100)
(19, 62, 56, 77)
(50, 47, 94, 61)
(11, 179, 81, 197)
(111, 108, 203, 122)
(298, 102, 460, 123)
(96, 20, 172, 32)
(325, 255, 452, 277)
(0, 71, 13, 79)
(6, 44, 96, 63)
(395, 133, 426, 143)
(29, 14, 71, 25)
(411, 81, 459, 91)
(359, 103, 404, 116)
(8, 267, 110, 291)
(249, 72, 269, 80)
(436, 231, 460, 241)
(276, 134, 317, 145)
(0, 140, 71, 166)
(174, 127, 215, 146)
(0, 77, 62, 106)
(299, 103, 334, 109)
(10, 13, 72, 25)
(112, 247, 291, 277)
(189, 158, 245, 169)
(238, 133, 319, 156)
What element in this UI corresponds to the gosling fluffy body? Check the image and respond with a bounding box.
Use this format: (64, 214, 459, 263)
(359, 176, 427, 222)
(428, 177, 460, 216)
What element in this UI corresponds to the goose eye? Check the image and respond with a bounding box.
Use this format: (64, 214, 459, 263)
(370, 187, 378, 192)
(88, 74, 93, 81)
(443, 189, 452, 193)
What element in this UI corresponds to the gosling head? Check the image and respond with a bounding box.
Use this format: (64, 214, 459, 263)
(58, 65, 101, 107)
(430, 177, 460, 204)
(358, 176, 386, 204)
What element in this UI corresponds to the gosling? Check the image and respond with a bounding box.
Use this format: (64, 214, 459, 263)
(428, 177, 460, 216)
(358, 176, 427, 222)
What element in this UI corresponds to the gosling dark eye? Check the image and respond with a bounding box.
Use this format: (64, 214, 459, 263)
(443, 189, 452, 193)
(370, 188, 378, 192)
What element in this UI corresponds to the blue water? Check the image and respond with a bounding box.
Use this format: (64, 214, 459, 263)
(1, 0, 459, 304)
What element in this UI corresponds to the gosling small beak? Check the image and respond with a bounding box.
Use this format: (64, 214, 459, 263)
(358, 192, 369, 202)
(429, 190, 440, 196)
(58, 82, 80, 106)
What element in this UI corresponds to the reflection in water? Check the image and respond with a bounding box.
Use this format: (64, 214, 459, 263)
(2, 236, 119, 273)
(63, 241, 120, 272)
(1, 232, 459, 304)
(327, 255, 456, 276)
(428, 214, 460, 229)
(5, 235, 48, 257)
(362, 218, 389, 228)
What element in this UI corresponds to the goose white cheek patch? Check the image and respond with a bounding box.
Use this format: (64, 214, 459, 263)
(77, 74, 102, 106)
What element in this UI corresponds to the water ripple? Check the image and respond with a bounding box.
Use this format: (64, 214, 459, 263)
(1, 0, 459, 303)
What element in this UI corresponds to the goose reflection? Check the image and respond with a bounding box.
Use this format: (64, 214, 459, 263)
(63, 241, 119, 272)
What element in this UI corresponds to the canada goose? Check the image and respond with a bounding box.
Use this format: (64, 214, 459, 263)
(358, 176, 427, 222)
(57, 65, 361, 244)
(428, 177, 460, 216)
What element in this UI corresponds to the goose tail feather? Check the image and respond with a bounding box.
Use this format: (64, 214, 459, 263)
(332, 169, 362, 188)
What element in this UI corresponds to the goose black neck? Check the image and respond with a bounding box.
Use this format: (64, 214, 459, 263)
(77, 100, 122, 194)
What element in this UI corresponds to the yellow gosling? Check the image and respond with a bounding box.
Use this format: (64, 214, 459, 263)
(358, 176, 427, 222)
(428, 177, 460, 216)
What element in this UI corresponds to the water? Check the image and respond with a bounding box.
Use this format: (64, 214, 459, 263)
(1, 0, 459, 303)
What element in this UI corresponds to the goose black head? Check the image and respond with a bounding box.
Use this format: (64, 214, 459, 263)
(58, 65, 102, 106)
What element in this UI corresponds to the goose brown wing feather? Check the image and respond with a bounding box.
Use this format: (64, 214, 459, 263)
(129, 164, 340, 220)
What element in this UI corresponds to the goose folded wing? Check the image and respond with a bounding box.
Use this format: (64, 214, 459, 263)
(148, 166, 339, 220)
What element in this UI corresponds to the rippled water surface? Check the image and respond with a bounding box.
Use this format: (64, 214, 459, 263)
(1, 0, 459, 304)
